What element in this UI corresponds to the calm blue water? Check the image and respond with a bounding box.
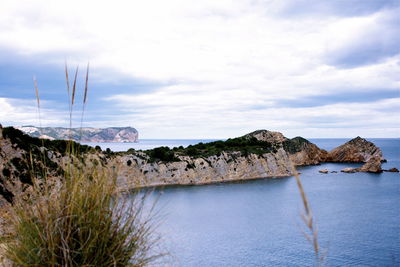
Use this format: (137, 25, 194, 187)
(123, 138, 399, 266)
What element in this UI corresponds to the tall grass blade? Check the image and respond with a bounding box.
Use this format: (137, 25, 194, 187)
(65, 61, 72, 123)
(65, 61, 70, 104)
(83, 63, 89, 105)
(69, 66, 79, 140)
(33, 76, 42, 131)
(79, 63, 90, 138)
(293, 171, 323, 266)
(71, 66, 79, 106)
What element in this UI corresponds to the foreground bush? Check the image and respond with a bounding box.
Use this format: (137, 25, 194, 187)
(4, 161, 161, 267)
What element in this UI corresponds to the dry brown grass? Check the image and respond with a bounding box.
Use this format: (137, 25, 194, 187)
(293, 169, 324, 266)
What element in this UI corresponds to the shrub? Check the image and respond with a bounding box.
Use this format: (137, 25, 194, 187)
(4, 147, 162, 267)
(146, 146, 178, 162)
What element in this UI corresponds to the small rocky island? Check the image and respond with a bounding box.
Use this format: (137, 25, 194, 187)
(16, 126, 138, 142)
(0, 126, 397, 205)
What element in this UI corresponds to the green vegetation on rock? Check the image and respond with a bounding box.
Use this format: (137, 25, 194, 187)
(145, 146, 180, 163)
(133, 136, 279, 163)
(282, 137, 311, 154)
(2, 126, 92, 155)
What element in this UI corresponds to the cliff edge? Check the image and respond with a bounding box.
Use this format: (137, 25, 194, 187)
(0, 127, 388, 205)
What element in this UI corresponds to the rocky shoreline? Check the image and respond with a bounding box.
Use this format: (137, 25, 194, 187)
(0, 126, 398, 205)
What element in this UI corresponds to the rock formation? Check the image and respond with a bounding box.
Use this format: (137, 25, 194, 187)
(385, 168, 399, 173)
(114, 149, 295, 188)
(15, 126, 139, 143)
(244, 130, 287, 143)
(340, 156, 382, 173)
(0, 127, 394, 205)
(357, 156, 382, 173)
(319, 169, 329, 173)
(341, 168, 357, 173)
(284, 137, 327, 166)
(326, 136, 383, 163)
(246, 130, 328, 166)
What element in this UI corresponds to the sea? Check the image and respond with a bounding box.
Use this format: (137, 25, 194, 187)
(86, 138, 400, 266)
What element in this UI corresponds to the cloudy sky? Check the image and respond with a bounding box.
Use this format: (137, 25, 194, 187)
(0, 0, 399, 139)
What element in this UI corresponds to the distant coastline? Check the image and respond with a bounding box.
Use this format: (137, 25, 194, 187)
(16, 126, 139, 143)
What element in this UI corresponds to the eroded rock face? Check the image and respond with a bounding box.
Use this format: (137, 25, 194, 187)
(113, 148, 295, 189)
(357, 156, 382, 173)
(341, 156, 382, 173)
(247, 131, 328, 166)
(245, 130, 287, 143)
(326, 136, 383, 163)
(286, 138, 328, 166)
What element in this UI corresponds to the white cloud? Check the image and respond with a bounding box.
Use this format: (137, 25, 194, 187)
(0, 97, 78, 127)
(0, 0, 399, 138)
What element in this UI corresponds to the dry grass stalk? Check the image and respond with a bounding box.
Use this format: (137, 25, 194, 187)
(65, 61, 72, 133)
(83, 63, 89, 105)
(80, 63, 90, 133)
(67, 65, 79, 136)
(33, 76, 41, 130)
(293, 170, 324, 266)
(71, 66, 78, 106)
(65, 61, 71, 105)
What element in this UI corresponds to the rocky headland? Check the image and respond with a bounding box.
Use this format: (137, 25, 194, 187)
(0, 126, 396, 206)
(15, 126, 139, 143)
(326, 136, 383, 163)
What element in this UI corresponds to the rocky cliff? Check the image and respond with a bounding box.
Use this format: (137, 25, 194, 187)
(113, 130, 301, 188)
(244, 131, 328, 166)
(0, 127, 389, 205)
(15, 126, 139, 143)
(326, 136, 383, 162)
(113, 148, 294, 188)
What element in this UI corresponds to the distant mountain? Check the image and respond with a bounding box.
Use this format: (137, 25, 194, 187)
(15, 126, 139, 143)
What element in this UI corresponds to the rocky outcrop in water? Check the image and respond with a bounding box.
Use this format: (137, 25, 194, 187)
(357, 156, 382, 173)
(15, 126, 139, 143)
(326, 136, 383, 163)
(340, 156, 383, 173)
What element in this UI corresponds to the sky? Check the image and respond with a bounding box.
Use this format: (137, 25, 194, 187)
(0, 0, 399, 139)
